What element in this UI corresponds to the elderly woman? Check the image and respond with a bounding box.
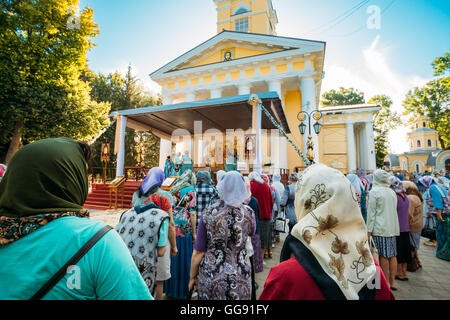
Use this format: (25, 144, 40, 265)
(262, 174, 281, 247)
(164, 169, 197, 299)
(367, 170, 400, 291)
(189, 171, 256, 300)
(249, 172, 274, 259)
(403, 181, 424, 269)
(419, 176, 449, 261)
(389, 176, 411, 281)
(195, 171, 219, 222)
(0, 138, 151, 300)
(259, 164, 393, 300)
(281, 173, 298, 234)
(116, 196, 169, 296)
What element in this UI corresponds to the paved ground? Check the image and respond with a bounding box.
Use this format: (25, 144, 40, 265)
(89, 208, 450, 300)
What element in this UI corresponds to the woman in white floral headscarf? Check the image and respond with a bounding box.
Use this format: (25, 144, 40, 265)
(260, 164, 394, 300)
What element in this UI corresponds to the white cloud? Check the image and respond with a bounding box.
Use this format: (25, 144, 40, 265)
(321, 35, 431, 154)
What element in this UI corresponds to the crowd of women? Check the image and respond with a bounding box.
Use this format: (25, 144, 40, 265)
(0, 137, 448, 300)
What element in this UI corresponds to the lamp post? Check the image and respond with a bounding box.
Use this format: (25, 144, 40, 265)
(297, 110, 323, 164)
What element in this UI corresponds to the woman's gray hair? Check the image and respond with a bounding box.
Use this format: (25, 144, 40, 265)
(288, 172, 298, 182)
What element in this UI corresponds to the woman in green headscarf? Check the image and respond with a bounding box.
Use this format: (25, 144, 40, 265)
(0, 138, 152, 300)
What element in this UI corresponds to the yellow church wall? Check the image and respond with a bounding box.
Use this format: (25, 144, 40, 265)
(190, 78, 199, 86)
(276, 64, 287, 73)
(245, 69, 255, 78)
(293, 61, 305, 71)
(230, 71, 240, 80)
(235, 47, 273, 59)
(203, 75, 212, 84)
(167, 82, 175, 90)
(251, 12, 269, 34)
(284, 90, 306, 170)
(319, 124, 348, 174)
(260, 66, 271, 75)
(178, 80, 187, 88)
(216, 73, 226, 82)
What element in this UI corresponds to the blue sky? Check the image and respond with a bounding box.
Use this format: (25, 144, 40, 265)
(78, 0, 450, 153)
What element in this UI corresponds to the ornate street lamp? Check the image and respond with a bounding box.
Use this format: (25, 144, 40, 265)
(297, 109, 323, 164)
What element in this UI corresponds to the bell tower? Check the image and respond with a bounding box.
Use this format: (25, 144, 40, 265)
(213, 0, 278, 35)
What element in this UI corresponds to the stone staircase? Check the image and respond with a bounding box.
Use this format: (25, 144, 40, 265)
(83, 181, 141, 210)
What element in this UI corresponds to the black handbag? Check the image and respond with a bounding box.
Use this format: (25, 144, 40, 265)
(421, 216, 436, 240)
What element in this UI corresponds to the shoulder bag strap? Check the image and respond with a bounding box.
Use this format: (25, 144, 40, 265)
(30, 225, 112, 300)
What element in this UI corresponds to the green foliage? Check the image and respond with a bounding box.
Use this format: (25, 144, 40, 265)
(432, 52, 449, 76)
(320, 87, 365, 106)
(0, 0, 110, 161)
(88, 66, 162, 177)
(403, 77, 450, 149)
(368, 95, 402, 168)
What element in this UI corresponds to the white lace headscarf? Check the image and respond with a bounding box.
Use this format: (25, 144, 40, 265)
(291, 163, 377, 300)
(248, 171, 264, 184)
(272, 172, 285, 199)
(217, 171, 248, 207)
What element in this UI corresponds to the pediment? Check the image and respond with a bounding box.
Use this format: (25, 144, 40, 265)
(150, 31, 325, 80)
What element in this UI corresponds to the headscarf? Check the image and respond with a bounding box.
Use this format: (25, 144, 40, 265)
(288, 172, 298, 182)
(196, 171, 212, 185)
(217, 171, 248, 207)
(372, 169, 391, 188)
(0, 138, 90, 246)
(248, 171, 264, 184)
(438, 177, 450, 189)
(272, 172, 285, 199)
(290, 163, 377, 300)
(0, 164, 6, 179)
(261, 174, 275, 192)
(346, 174, 363, 197)
(357, 169, 370, 192)
(402, 181, 423, 203)
(146, 193, 172, 213)
(170, 169, 196, 195)
(0, 138, 88, 217)
(389, 176, 407, 200)
(216, 170, 226, 184)
(418, 176, 438, 189)
(140, 167, 165, 195)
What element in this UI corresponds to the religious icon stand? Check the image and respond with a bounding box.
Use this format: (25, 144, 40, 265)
(100, 141, 111, 184)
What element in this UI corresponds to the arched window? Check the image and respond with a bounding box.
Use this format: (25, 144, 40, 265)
(423, 122, 426, 128)
(417, 140, 421, 148)
(233, 3, 251, 16)
(427, 139, 432, 147)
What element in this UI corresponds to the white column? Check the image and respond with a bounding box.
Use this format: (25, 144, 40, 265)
(254, 102, 262, 173)
(185, 91, 196, 102)
(301, 76, 318, 162)
(211, 88, 222, 99)
(116, 116, 127, 178)
(346, 122, 357, 173)
(238, 84, 251, 95)
(268, 80, 282, 99)
(162, 94, 172, 105)
(159, 138, 172, 170)
(364, 121, 377, 171)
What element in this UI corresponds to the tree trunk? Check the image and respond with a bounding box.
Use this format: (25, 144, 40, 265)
(5, 119, 24, 164)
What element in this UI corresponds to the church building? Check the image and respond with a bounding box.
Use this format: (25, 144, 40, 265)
(111, 0, 380, 177)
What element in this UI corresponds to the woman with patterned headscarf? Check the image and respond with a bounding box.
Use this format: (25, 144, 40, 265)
(418, 176, 450, 260)
(0, 138, 151, 300)
(367, 169, 400, 291)
(259, 164, 394, 300)
(189, 171, 256, 300)
(164, 169, 197, 299)
(402, 181, 423, 269)
(195, 171, 219, 222)
(389, 176, 411, 281)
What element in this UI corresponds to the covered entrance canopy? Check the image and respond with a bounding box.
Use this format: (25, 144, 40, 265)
(111, 91, 291, 177)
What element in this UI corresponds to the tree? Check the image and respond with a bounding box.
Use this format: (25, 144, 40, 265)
(320, 87, 365, 106)
(367, 95, 402, 168)
(403, 79, 450, 149)
(432, 52, 449, 76)
(0, 0, 110, 163)
(87, 67, 162, 178)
